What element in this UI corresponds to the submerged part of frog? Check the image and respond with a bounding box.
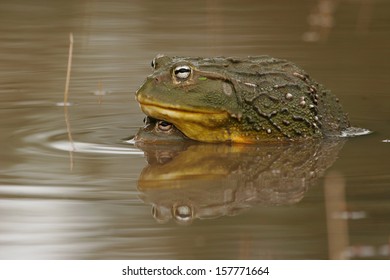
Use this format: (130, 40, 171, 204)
(131, 116, 190, 145)
(136, 55, 351, 143)
(136, 139, 346, 224)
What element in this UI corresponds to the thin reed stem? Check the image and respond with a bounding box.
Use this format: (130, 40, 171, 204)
(64, 33, 75, 169)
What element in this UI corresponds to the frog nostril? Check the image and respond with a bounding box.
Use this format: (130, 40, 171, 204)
(155, 77, 161, 83)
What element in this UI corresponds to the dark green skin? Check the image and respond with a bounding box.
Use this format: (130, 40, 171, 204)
(136, 55, 350, 142)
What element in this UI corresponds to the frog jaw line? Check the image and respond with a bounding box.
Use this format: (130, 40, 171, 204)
(139, 102, 229, 127)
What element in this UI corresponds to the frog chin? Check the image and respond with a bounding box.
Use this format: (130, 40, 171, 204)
(138, 103, 233, 142)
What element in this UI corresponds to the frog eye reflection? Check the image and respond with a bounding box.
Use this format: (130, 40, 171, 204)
(157, 120, 173, 132)
(173, 204, 193, 224)
(174, 65, 191, 80)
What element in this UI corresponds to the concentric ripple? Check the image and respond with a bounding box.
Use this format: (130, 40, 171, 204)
(21, 126, 143, 156)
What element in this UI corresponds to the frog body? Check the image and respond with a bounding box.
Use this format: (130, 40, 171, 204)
(136, 55, 350, 143)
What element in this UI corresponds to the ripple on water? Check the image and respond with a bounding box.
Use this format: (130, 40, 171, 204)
(50, 140, 143, 155)
(22, 127, 143, 156)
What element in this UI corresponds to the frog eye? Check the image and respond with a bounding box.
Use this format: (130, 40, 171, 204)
(157, 120, 173, 132)
(173, 65, 191, 80)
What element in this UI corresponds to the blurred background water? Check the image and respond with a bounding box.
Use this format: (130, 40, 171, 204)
(0, 0, 389, 259)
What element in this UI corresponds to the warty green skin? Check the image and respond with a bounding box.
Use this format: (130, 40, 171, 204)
(135, 55, 350, 142)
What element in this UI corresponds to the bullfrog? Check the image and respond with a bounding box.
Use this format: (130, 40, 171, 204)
(135, 55, 350, 143)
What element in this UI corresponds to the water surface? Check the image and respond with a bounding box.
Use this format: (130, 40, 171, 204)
(0, 0, 389, 259)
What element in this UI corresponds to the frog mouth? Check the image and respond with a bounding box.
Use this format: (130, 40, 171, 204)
(137, 100, 229, 127)
(136, 93, 233, 142)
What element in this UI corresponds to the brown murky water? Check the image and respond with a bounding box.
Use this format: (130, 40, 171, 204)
(0, 0, 389, 259)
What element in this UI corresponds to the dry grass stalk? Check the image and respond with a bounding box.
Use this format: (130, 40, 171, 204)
(64, 32, 75, 169)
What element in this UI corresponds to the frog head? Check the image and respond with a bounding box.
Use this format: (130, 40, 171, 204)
(135, 55, 243, 143)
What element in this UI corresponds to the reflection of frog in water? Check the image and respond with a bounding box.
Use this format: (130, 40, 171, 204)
(136, 55, 350, 143)
(132, 119, 345, 224)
